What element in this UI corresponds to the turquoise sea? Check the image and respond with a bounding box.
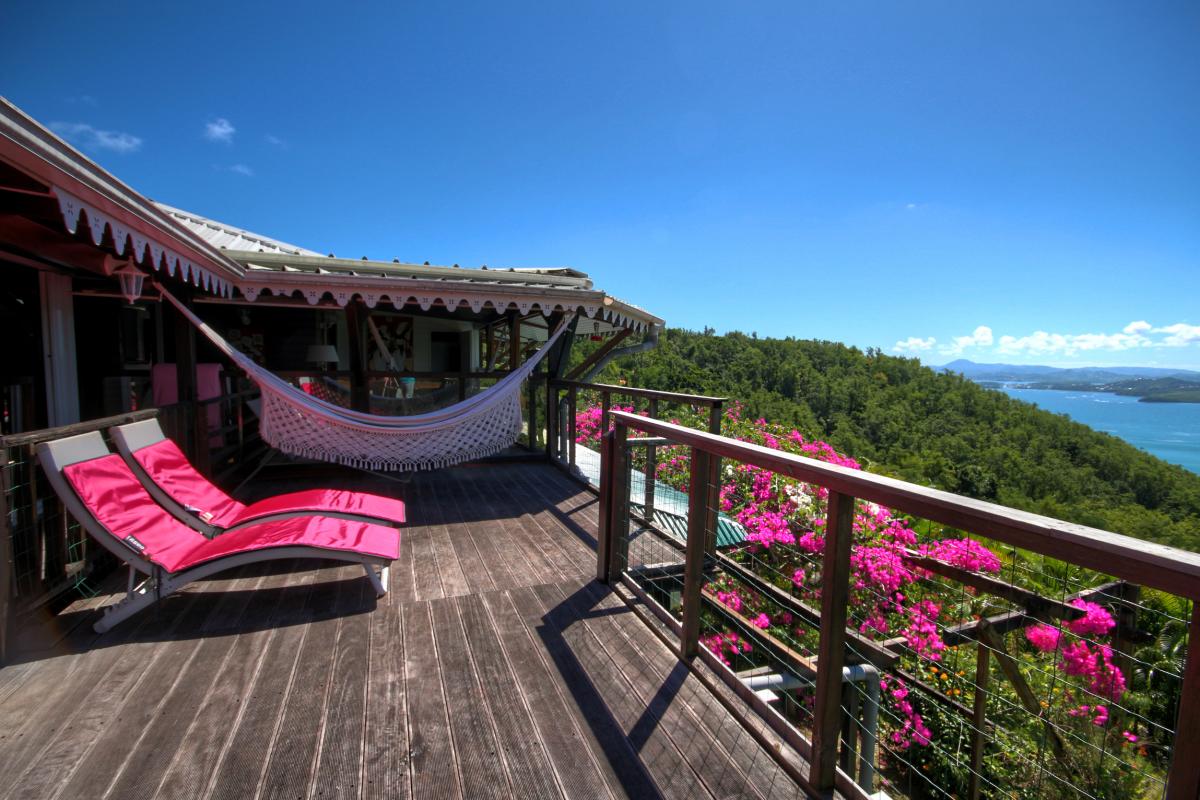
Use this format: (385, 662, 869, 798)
(1000, 388, 1200, 475)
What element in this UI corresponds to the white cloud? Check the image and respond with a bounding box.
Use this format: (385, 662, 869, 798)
(204, 117, 236, 143)
(893, 336, 937, 354)
(940, 325, 993, 356)
(1154, 323, 1200, 348)
(898, 319, 1200, 360)
(50, 122, 142, 153)
(994, 323, 1156, 356)
(229, 163, 254, 176)
(264, 134, 286, 147)
(65, 95, 98, 106)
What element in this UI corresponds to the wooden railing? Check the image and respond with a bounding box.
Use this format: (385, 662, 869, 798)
(598, 409, 1200, 799)
(546, 379, 724, 504)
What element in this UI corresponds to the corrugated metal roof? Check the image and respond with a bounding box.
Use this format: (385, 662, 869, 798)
(155, 203, 323, 257)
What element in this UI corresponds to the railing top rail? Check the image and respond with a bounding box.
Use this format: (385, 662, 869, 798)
(0, 408, 158, 449)
(552, 379, 726, 406)
(608, 410, 1200, 600)
(195, 388, 260, 407)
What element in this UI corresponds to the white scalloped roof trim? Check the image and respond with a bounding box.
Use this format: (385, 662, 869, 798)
(55, 188, 233, 298)
(236, 283, 647, 331)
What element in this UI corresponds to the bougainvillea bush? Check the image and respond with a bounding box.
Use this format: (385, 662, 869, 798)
(576, 400, 1153, 798)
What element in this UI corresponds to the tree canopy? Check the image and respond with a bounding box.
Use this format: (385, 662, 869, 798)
(582, 328, 1200, 550)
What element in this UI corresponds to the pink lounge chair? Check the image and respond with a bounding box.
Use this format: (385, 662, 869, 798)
(110, 418, 406, 537)
(37, 432, 399, 633)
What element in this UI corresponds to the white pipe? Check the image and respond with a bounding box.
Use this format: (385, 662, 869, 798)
(739, 663, 879, 791)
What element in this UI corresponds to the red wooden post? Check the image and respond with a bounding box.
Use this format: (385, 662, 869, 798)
(644, 398, 658, 517)
(608, 423, 629, 582)
(810, 490, 855, 791)
(568, 385, 577, 467)
(597, 430, 614, 583)
(681, 446, 713, 659)
(1166, 602, 1200, 798)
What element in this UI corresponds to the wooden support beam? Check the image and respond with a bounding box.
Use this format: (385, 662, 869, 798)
(172, 294, 198, 458)
(345, 302, 369, 412)
(941, 580, 1126, 646)
(977, 621, 1068, 762)
(508, 311, 520, 372)
(716, 550, 899, 670)
(968, 643, 990, 800)
(810, 490, 855, 792)
(907, 552, 1091, 621)
(0, 446, 11, 665)
(565, 327, 633, 380)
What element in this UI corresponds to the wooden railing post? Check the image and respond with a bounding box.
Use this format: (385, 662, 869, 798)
(644, 398, 658, 518)
(967, 640, 991, 800)
(0, 445, 11, 664)
(608, 423, 630, 582)
(192, 400, 211, 476)
(597, 430, 614, 582)
(526, 375, 535, 448)
(681, 445, 713, 660)
(545, 380, 556, 460)
(1167, 602, 1200, 799)
(705, 401, 723, 554)
(600, 390, 610, 437)
(568, 385, 577, 468)
(810, 490, 854, 791)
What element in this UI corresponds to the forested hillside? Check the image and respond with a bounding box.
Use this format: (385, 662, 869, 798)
(584, 328, 1200, 550)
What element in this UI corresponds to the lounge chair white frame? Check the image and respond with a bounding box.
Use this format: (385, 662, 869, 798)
(37, 431, 390, 633)
(110, 417, 405, 537)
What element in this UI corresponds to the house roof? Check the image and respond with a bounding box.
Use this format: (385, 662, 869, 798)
(155, 203, 323, 257)
(225, 251, 662, 331)
(1, 96, 662, 331)
(151, 203, 663, 330)
(0, 97, 243, 297)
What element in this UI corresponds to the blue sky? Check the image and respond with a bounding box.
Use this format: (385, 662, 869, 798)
(4, 1, 1198, 368)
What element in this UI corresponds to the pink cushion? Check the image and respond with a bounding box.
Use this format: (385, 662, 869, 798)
(133, 438, 406, 528)
(63, 455, 400, 573)
(133, 438, 245, 525)
(235, 489, 406, 528)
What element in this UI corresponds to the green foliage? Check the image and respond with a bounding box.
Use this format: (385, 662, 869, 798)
(586, 328, 1200, 551)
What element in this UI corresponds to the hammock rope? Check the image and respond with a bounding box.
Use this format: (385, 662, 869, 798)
(159, 286, 571, 470)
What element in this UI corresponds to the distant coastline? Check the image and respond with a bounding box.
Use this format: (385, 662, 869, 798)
(979, 379, 1200, 404)
(941, 359, 1200, 405)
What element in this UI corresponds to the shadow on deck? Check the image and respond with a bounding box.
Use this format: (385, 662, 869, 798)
(0, 462, 809, 800)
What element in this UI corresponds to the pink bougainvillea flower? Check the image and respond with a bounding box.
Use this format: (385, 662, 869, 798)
(1025, 624, 1061, 653)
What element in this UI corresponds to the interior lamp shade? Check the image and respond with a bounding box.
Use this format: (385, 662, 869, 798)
(306, 344, 340, 364)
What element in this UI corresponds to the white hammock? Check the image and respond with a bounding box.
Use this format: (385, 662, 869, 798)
(160, 287, 571, 471)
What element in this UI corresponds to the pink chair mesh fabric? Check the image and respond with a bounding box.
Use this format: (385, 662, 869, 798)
(134, 438, 406, 528)
(64, 454, 400, 573)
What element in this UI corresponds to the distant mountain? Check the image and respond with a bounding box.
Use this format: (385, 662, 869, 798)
(940, 359, 1200, 383)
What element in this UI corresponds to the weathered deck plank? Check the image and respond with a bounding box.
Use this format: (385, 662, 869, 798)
(403, 600, 462, 800)
(0, 462, 807, 800)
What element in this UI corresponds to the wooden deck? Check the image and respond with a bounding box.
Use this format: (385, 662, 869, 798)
(0, 462, 809, 800)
